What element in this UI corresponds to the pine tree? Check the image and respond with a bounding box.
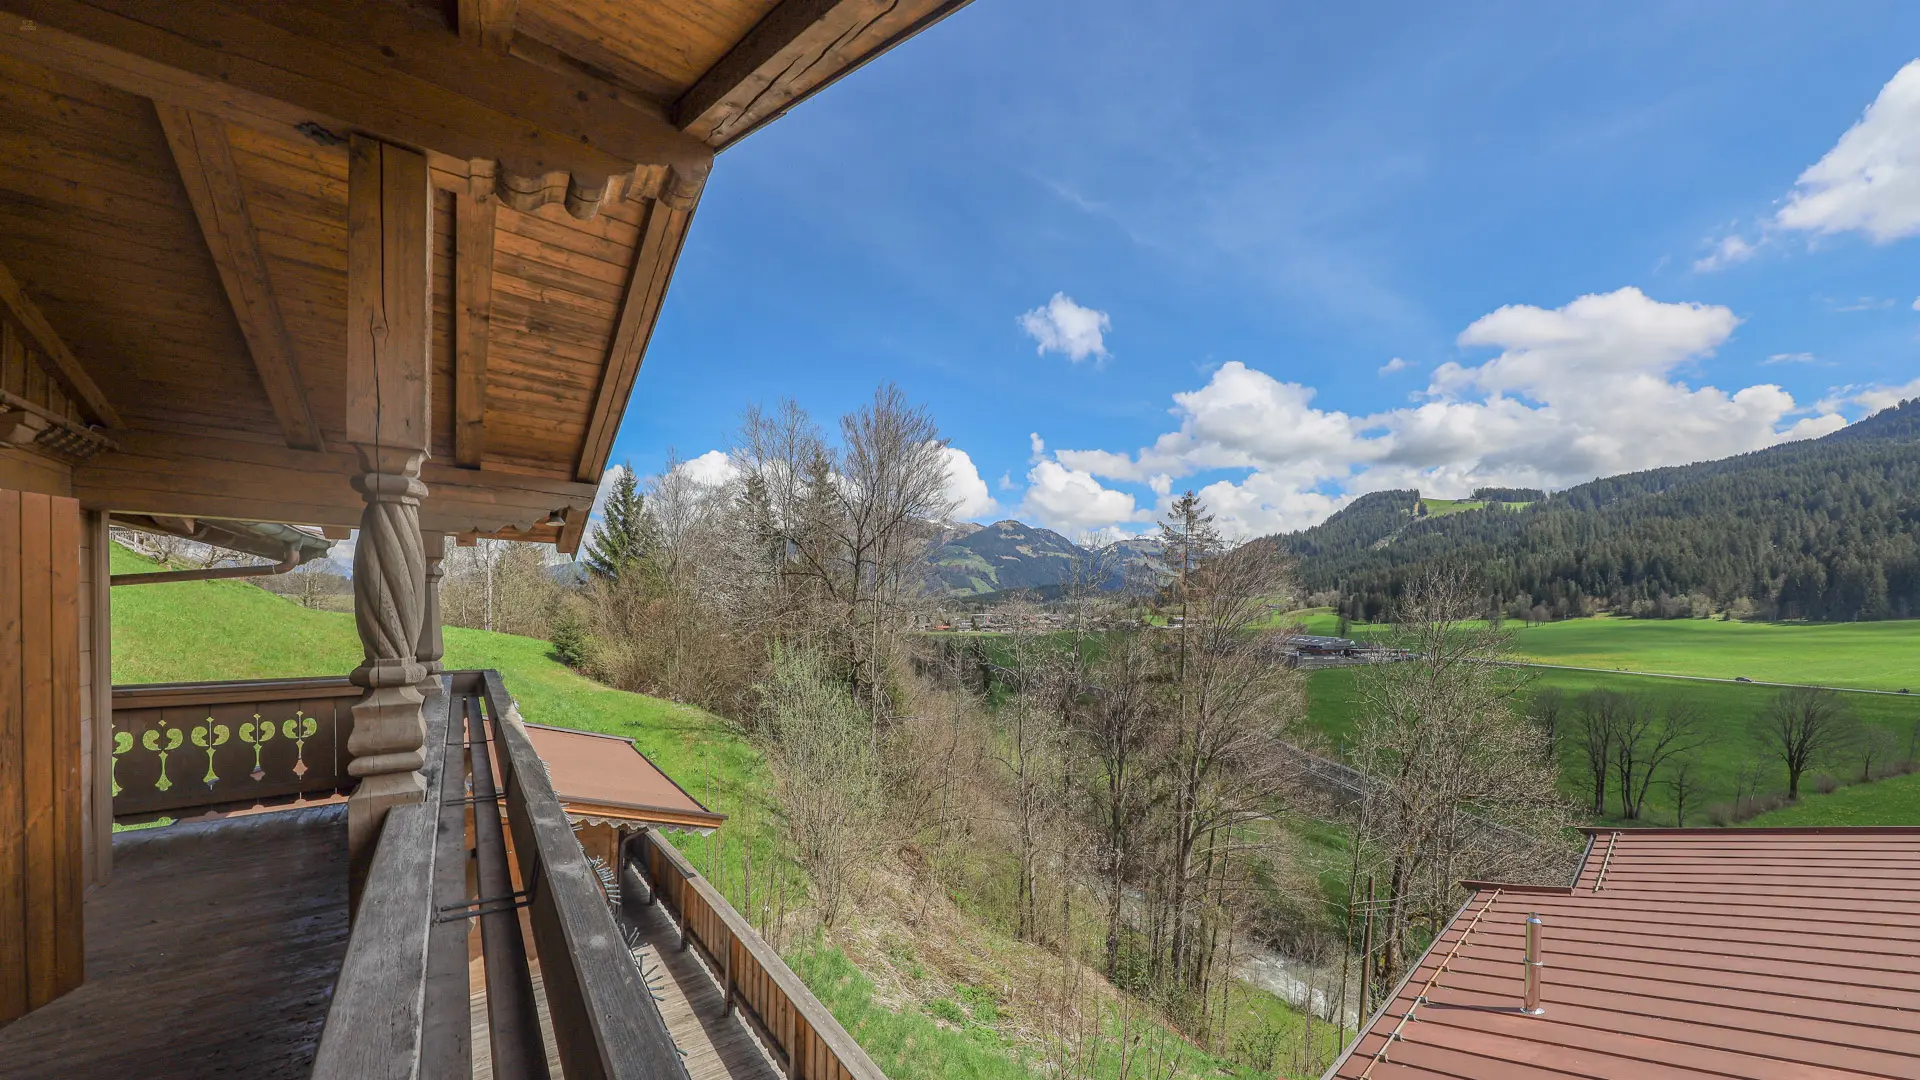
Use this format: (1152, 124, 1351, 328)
(582, 466, 646, 579)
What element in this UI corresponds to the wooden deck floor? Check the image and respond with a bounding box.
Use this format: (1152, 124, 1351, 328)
(0, 804, 349, 1080)
(626, 898, 782, 1080)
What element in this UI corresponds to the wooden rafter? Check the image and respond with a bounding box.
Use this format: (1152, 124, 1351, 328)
(457, 0, 518, 56)
(453, 178, 496, 469)
(575, 172, 705, 483)
(156, 104, 325, 452)
(0, 260, 120, 429)
(0, 0, 712, 219)
(675, 0, 975, 147)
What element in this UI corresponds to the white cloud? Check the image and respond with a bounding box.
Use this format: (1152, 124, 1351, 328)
(1078, 524, 1144, 548)
(1037, 287, 1858, 539)
(1020, 459, 1149, 534)
(678, 450, 739, 487)
(939, 446, 998, 519)
(1912, 296, 1920, 311)
(1764, 352, 1818, 365)
(1018, 293, 1111, 362)
(1378, 357, 1408, 375)
(1693, 234, 1756, 272)
(1776, 60, 1920, 242)
(1844, 377, 1920, 414)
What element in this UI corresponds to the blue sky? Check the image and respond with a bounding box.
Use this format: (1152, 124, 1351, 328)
(606, 1, 1920, 541)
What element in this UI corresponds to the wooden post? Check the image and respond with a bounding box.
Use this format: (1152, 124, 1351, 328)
(344, 134, 434, 885)
(417, 533, 446, 696)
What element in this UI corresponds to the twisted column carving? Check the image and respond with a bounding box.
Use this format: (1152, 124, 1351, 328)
(418, 533, 447, 694)
(346, 447, 429, 866)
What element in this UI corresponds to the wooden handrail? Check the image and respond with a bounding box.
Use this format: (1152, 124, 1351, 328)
(481, 670, 688, 1080)
(635, 829, 888, 1080)
(111, 674, 361, 708)
(311, 683, 452, 1080)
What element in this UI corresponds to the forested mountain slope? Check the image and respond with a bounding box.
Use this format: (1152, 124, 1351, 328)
(1271, 399, 1920, 622)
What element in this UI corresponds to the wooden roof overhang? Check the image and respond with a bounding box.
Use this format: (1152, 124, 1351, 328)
(0, 0, 970, 549)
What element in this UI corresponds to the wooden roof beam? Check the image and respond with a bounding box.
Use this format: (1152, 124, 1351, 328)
(0, 0, 712, 220)
(0, 259, 121, 429)
(457, 0, 517, 56)
(575, 170, 705, 483)
(156, 104, 325, 452)
(675, 0, 975, 147)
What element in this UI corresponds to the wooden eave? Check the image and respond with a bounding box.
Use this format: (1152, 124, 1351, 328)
(0, 0, 970, 547)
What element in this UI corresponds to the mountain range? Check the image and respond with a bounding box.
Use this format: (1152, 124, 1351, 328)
(926, 520, 1170, 600)
(1269, 398, 1920, 623)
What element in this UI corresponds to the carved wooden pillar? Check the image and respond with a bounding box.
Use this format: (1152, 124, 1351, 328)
(344, 135, 434, 879)
(418, 533, 447, 695)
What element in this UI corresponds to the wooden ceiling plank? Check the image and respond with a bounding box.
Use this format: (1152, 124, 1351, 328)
(0, 259, 121, 428)
(0, 0, 712, 219)
(453, 181, 495, 468)
(155, 103, 325, 451)
(675, 0, 974, 146)
(457, 0, 518, 56)
(573, 181, 701, 484)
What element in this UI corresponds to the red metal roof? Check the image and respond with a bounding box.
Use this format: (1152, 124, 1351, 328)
(519, 723, 726, 832)
(1328, 828, 1920, 1079)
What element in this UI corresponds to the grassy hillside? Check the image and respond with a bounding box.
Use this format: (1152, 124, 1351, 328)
(1745, 771, 1920, 827)
(1306, 665, 1920, 826)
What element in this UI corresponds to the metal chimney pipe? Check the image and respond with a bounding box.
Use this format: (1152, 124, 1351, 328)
(1522, 912, 1545, 1015)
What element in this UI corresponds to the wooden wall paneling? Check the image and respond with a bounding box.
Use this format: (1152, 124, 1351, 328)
(155, 103, 325, 451)
(431, 188, 457, 465)
(0, 259, 120, 427)
(87, 510, 110, 888)
(47, 492, 80, 995)
(575, 195, 697, 482)
(453, 184, 496, 468)
(0, 489, 23, 1022)
(19, 491, 55, 1008)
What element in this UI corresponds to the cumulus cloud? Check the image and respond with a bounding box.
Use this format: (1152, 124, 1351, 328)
(1693, 234, 1757, 272)
(1844, 377, 1920, 414)
(940, 446, 998, 519)
(679, 449, 739, 487)
(1378, 357, 1408, 375)
(1078, 524, 1145, 548)
(1775, 60, 1920, 242)
(1035, 287, 1856, 540)
(1018, 293, 1111, 362)
(1020, 459, 1149, 534)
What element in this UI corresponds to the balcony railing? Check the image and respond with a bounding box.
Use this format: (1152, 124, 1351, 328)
(98, 670, 866, 1080)
(110, 676, 360, 822)
(629, 829, 887, 1080)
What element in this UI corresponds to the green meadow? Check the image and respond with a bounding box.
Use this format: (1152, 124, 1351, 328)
(1292, 607, 1920, 693)
(1304, 665, 1920, 827)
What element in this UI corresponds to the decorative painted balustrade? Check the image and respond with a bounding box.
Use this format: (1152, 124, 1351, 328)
(110, 677, 362, 822)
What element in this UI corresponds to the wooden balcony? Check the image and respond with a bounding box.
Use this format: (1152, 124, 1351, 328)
(0, 671, 886, 1080)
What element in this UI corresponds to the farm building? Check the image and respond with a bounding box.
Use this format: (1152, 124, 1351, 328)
(1327, 827, 1920, 1078)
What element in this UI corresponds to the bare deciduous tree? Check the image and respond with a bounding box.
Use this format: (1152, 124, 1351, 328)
(1756, 687, 1855, 799)
(1350, 568, 1574, 989)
